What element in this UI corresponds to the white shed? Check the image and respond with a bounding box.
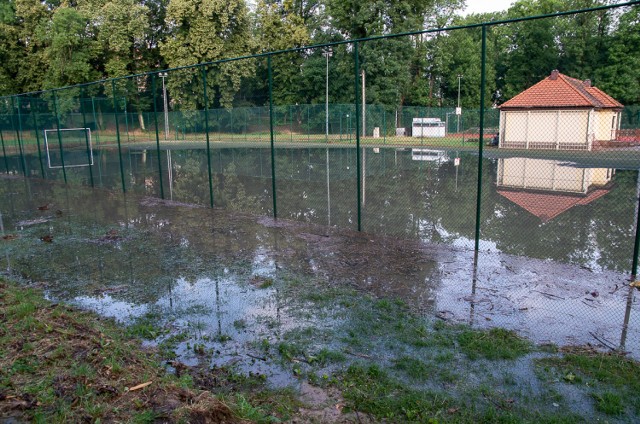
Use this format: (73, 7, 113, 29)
(498, 70, 623, 151)
(412, 118, 445, 138)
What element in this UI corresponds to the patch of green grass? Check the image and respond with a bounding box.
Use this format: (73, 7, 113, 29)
(457, 328, 532, 360)
(393, 356, 435, 380)
(315, 348, 346, 365)
(593, 392, 624, 415)
(340, 364, 456, 422)
(233, 319, 247, 330)
(278, 342, 304, 362)
(126, 312, 165, 339)
(538, 350, 640, 415)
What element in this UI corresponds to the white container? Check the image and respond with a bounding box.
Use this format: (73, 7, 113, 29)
(412, 118, 445, 138)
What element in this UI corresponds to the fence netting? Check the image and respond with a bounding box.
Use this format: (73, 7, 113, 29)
(1, 5, 639, 356)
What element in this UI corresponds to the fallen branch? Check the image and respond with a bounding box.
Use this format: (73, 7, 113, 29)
(127, 381, 153, 392)
(589, 332, 617, 351)
(344, 350, 372, 359)
(532, 290, 565, 300)
(581, 300, 597, 309)
(246, 353, 267, 361)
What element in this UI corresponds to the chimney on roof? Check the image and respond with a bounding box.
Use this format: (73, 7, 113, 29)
(583, 79, 591, 87)
(550, 70, 559, 80)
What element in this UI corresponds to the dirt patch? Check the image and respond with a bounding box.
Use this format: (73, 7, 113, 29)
(173, 392, 248, 424)
(292, 382, 374, 424)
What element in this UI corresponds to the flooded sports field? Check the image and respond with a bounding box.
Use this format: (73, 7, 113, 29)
(2, 145, 640, 421)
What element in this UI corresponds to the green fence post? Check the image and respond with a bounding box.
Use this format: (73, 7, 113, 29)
(51, 92, 68, 184)
(29, 98, 46, 178)
(202, 66, 214, 208)
(111, 80, 127, 193)
(354, 41, 362, 232)
(474, 25, 487, 253)
(11, 97, 27, 177)
(151, 74, 165, 199)
(80, 89, 95, 187)
(631, 175, 640, 280)
(383, 108, 386, 145)
(307, 105, 310, 143)
(123, 97, 131, 144)
(268, 56, 278, 218)
(0, 130, 9, 174)
(91, 97, 101, 145)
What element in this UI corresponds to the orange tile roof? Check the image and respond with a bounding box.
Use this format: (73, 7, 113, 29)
(497, 188, 609, 222)
(500, 71, 623, 110)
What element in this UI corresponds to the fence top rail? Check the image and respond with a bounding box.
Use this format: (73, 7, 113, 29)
(0, 0, 638, 101)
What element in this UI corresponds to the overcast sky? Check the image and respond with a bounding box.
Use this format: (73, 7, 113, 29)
(463, 0, 514, 15)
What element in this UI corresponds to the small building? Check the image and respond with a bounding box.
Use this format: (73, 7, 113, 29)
(498, 70, 623, 150)
(412, 118, 445, 138)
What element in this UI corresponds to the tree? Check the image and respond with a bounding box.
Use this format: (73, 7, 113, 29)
(0, 1, 21, 95)
(255, 0, 310, 105)
(595, 5, 640, 105)
(160, 0, 255, 110)
(94, 0, 150, 78)
(41, 7, 100, 89)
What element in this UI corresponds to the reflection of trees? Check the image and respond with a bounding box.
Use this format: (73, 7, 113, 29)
(6, 147, 636, 277)
(220, 162, 259, 213)
(171, 150, 209, 205)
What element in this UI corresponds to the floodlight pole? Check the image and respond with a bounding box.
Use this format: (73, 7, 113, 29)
(457, 74, 463, 133)
(159, 72, 169, 140)
(323, 48, 333, 141)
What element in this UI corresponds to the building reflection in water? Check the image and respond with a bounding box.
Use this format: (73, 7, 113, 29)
(496, 157, 614, 222)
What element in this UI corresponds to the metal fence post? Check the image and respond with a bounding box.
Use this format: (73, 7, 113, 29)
(122, 97, 131, 144)
(111, 80, 127, 193)
(0, 129, 8, 174)
(11, 97, 27, 177)
(91, 97, 101, 145)
(202, 66, 215, 208)
(474, 25, 487, 253)
(80, 89, 95, 187)
(29, 98, 46, 178)
(631, 174, 640, 280)
(151, 74, 165, 199)
(51, 91, 68, 184)
(354, 41, 362, 232)
(268, 55, 278, 218)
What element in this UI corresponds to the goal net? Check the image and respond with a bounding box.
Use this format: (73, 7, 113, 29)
(43, 128, 94, 168)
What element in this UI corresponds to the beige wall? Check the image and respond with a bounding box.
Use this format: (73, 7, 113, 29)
(500, 109, 591, 150)
(497, 158, 613, 194)
(593, 110, 620, 141)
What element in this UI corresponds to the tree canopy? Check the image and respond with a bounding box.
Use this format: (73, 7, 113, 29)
(0, 0, 637, 109)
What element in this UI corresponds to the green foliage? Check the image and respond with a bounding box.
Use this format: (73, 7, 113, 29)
(0, 0, 637, 115)
(160, 0, 255, 109)
(538, 351, 640, 415)
(457, 328, 533, 360)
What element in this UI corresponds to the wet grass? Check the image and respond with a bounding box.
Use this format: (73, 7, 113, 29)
(537, 347, 640, 417)
(268, 275, 640, 422)
(0, 277, 298, 423)
(457, 327, 533, 360)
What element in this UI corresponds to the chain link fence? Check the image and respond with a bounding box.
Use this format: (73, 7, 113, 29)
(1, 3, 640, 353)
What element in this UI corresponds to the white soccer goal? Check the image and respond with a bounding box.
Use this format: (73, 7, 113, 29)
(43, 128, 94, 169)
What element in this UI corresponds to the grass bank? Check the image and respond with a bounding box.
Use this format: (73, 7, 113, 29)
(0, 277, 297, 423)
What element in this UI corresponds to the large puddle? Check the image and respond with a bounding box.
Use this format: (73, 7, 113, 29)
(1, 167, 639, 381)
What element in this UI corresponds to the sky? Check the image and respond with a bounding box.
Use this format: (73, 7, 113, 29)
(463, 0, 514, 15)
